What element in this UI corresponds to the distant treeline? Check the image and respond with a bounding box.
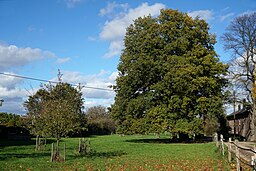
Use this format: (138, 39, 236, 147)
(0, 112, 29, 139)
(0, 106, 116, 139)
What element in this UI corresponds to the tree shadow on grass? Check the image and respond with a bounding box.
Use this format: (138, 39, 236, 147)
(0, 139, 35, 148)
(0, 152, 50, 161)
(126, 137, 212, 144)
(0, 139, 57, 148)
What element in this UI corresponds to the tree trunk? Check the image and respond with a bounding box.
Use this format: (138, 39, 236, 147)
(251, 103, 256, 141)
(51, 143, 54, 162)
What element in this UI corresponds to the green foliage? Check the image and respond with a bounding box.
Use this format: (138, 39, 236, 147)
(24, 83, 86, 140)
(111, 9, 228, 136)
(0, 112, 22, 127)
(86, 105, 116, 135)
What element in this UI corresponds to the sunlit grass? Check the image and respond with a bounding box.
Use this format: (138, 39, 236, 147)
(0, 134, 230, 170)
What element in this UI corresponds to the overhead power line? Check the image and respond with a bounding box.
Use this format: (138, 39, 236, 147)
(0, 72, 114, 92)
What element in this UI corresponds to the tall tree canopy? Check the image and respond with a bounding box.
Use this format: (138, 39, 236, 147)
(111, 9, 228, 137)
(222, 12, 256, 140)
(24, 83, 85, 140)
(222, 12, 256, 102)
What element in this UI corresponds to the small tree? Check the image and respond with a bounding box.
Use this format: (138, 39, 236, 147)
(24, 83, 85, 158)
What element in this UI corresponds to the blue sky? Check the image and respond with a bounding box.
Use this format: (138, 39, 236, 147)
(0, 0, 255, 114)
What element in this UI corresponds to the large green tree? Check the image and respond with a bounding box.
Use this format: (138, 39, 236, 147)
(111, 9, 228, 137)
(24, 83, 85, 140)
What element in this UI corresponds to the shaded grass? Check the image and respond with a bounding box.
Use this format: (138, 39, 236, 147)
(0, 134, 230, 170)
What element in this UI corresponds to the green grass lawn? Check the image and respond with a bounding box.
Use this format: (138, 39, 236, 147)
(0, 134, 229, 171)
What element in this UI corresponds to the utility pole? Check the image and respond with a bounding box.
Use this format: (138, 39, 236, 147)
(251, 69, 256, 141)
(233, 91, 236, 139)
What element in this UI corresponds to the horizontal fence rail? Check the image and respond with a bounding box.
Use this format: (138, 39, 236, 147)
(214, 133, 256, 171)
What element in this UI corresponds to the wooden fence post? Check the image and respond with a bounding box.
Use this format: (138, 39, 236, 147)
(253, 146, 256, 171)
(215, 133, 219, 147)
(228, 138, 232, 162)
(220, 134, 224, 155)
(251, 156, 255, 170)
(51, 143, 54, 162)
(235, 140, 240, 171)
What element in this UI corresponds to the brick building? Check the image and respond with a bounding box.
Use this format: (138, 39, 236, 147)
(226, 105, 253, 141)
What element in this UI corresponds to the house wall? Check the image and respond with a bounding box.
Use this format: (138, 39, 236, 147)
(227, 114, 251, 140)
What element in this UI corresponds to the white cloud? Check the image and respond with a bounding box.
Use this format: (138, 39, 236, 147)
(188, 10, 214, 21)
(65, 0, 82, 8)
(27, 25, 43, 33)
(0, 44, 55, 70)
(239, 10, 256, 16)
(0, 96, 26, 114)
(84, 98, 114, 109)
(109, 71, 118, 82)
(0, 72, 23, 89)
(99, 2, 165, 58)
(58, 70, 116, 99)
(88, 36, 97, 41)
(220, 12, 235, 21)
(99, 2, 129, 17)
(28, 26, 36, 32)
(56, 57, 71, 64)
(221, 7, 230, 12)
(0, 69, 118, 114)
(0, 86, 27, 98)
(0, 85, 29, 114)
(104, 40, 123, 58)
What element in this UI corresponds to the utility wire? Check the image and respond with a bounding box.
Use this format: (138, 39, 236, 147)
(0, 72, 114, 92)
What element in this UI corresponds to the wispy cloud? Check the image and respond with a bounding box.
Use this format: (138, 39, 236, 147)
(240, 10, 256, 16)
(220, 12, 235, 21)
(56, 57, 71, 64)
(88, 36, 97, 41)
(221, 7, 230, 12)
(188, 10, 214, 21)
(27, 25, 43, 33)
(65, 0, 82, 8)
(99, 2, 129, 17)
(99, 2, 165, 58)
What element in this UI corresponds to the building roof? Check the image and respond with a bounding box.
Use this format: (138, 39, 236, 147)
(226, 106, 251, 120)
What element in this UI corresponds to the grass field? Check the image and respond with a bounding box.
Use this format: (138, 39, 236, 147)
(0, 134, 230, 170)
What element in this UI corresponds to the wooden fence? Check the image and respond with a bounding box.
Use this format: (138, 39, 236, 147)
(214, 133, 256, 171)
